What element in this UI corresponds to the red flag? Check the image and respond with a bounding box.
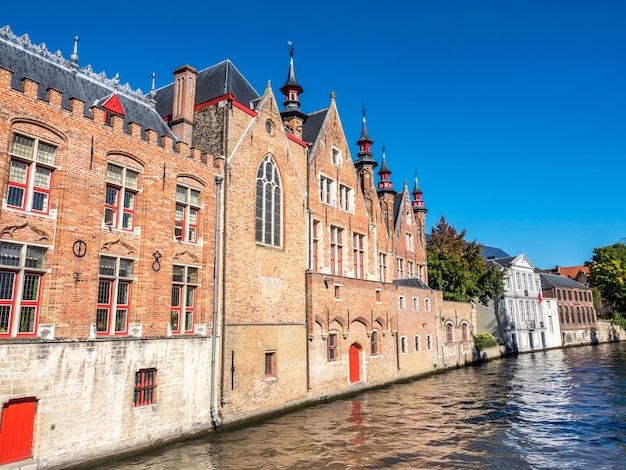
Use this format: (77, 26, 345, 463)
(538, 291, 543, 303)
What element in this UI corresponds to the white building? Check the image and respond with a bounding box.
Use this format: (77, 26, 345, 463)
(538, 297, 562, 349)
(488, 254, 555, 352)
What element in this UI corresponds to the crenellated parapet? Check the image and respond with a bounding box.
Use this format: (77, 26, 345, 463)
(0, 25, 152, 103)
(0, 66, 213, 163)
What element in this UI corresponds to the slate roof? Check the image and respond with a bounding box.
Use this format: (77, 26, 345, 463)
(540, 273, 589, 290)
(301, 109, 328, 145)
(393, 277, 431, 289)
(487, 256, 516, 268)
(0, 26, 175, 141)
(482, 246, 511, 260)
(153, 60, 259, 119)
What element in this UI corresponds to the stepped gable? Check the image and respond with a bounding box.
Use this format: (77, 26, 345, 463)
(154, 60, 260, 119)
(0, 25, 175, 141)
(301, 108, 328, 145)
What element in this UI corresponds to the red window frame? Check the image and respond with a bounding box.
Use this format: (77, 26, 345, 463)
(320, 176, 333, 205)
(171, 265, 198, 335)
(312, 221, 319, 271)
(379, 253, 386, 282)
(461, 323, 469, 342)
(171, 285, 182, 334)
(184, 286, 195, 333)
(17, 273, 41, 337)
(133, 368, 156, 406)
(7, 160, 29, 211)
(105, 164, 138, 231)
(330, 226, 343, 276)
(445, 323, 454, 344)
(0, 272, 17, 337)
(0, 244, 45, 338)
(96, 257, 132, 337)
(175, 185, 201, 243)
(353, 233, 364, 279)
(8, 134, 56, 215)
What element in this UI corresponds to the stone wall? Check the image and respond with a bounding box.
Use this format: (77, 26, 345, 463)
(0, 338, 213, 468)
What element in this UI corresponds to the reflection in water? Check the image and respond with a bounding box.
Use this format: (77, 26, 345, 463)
(96, 343, 626, 470)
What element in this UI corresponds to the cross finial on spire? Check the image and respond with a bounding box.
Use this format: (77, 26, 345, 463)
(288, 40, 294, 57)
(362, 103, 367, 118)
(414, 168, 418, 178)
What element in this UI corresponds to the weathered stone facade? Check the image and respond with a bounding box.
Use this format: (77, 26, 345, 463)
(0, 27, 453, 469)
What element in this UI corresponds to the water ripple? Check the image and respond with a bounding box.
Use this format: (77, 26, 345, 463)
(95, 343, 626, 470)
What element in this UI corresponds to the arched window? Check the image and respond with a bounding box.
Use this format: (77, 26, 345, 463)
(445, 322, 454, 344)
(461, 322, 469, 342)
(255, 155, 282, 247)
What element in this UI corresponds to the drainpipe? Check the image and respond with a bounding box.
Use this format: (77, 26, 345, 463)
(210, 174, 223, 430)
(219, 99, 231, 407)
(305, 145, 311, 392)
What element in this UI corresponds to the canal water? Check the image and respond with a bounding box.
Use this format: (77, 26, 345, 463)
(96, 342, 626, 469)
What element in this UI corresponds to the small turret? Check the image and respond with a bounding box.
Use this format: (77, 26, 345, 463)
(280, 42, 307, 137)
(411, 175, 427, 213)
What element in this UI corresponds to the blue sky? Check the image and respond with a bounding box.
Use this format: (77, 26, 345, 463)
(3, 1, 625, 269)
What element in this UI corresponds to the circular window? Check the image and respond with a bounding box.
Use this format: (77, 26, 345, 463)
(266, 120, 274, 134)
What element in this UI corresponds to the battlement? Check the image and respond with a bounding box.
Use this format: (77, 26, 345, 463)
(0, 25, 152, 103)
(0, 65, 211, 164)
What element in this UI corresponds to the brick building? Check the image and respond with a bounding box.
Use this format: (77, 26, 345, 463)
(539, 273, 597, 346)
(0, 27, 444, 467)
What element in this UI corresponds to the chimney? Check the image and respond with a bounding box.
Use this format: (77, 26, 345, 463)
(171, 65, 197, 145)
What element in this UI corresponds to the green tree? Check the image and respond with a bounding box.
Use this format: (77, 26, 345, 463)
(588, 240, 626, 315)
(427, 216, 504, 305)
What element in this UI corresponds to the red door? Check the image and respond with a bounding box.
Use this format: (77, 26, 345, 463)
(0, 398, 37, 464)
(349, 344, 360, 383)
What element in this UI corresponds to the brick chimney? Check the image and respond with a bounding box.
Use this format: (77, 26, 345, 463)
(171, 65, 197, 145)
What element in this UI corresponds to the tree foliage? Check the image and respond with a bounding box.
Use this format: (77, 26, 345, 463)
(588, 240, 626, 315)
(427, 216, 504, 305)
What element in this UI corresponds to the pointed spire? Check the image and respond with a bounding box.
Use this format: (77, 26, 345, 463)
(280, 41, 307, 134)
(354, 105, 378, 170)
(377, 144, 395, 194)
(280, 42, 305, 113)
(411, 172, 427, 212)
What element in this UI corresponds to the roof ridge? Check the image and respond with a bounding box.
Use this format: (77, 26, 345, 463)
(0, 25, 152, 104)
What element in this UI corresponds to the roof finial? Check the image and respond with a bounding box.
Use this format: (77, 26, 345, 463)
(288, 40, 294, 57)
(382, 143, 386, 155)
(113, 73, 120, 90)
(70, 35, 79, 70)
(148, 72, 157, 106)
(362, 103, 367, 119)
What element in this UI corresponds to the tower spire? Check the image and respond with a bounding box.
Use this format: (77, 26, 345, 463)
(412, 171, 427, 213)
(280, 41, 307, 137)
(377, 144, 395, 194)
(354, 105, 377, 170)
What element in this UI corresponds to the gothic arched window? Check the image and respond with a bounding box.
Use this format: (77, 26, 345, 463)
(255, 155, 282, 247)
